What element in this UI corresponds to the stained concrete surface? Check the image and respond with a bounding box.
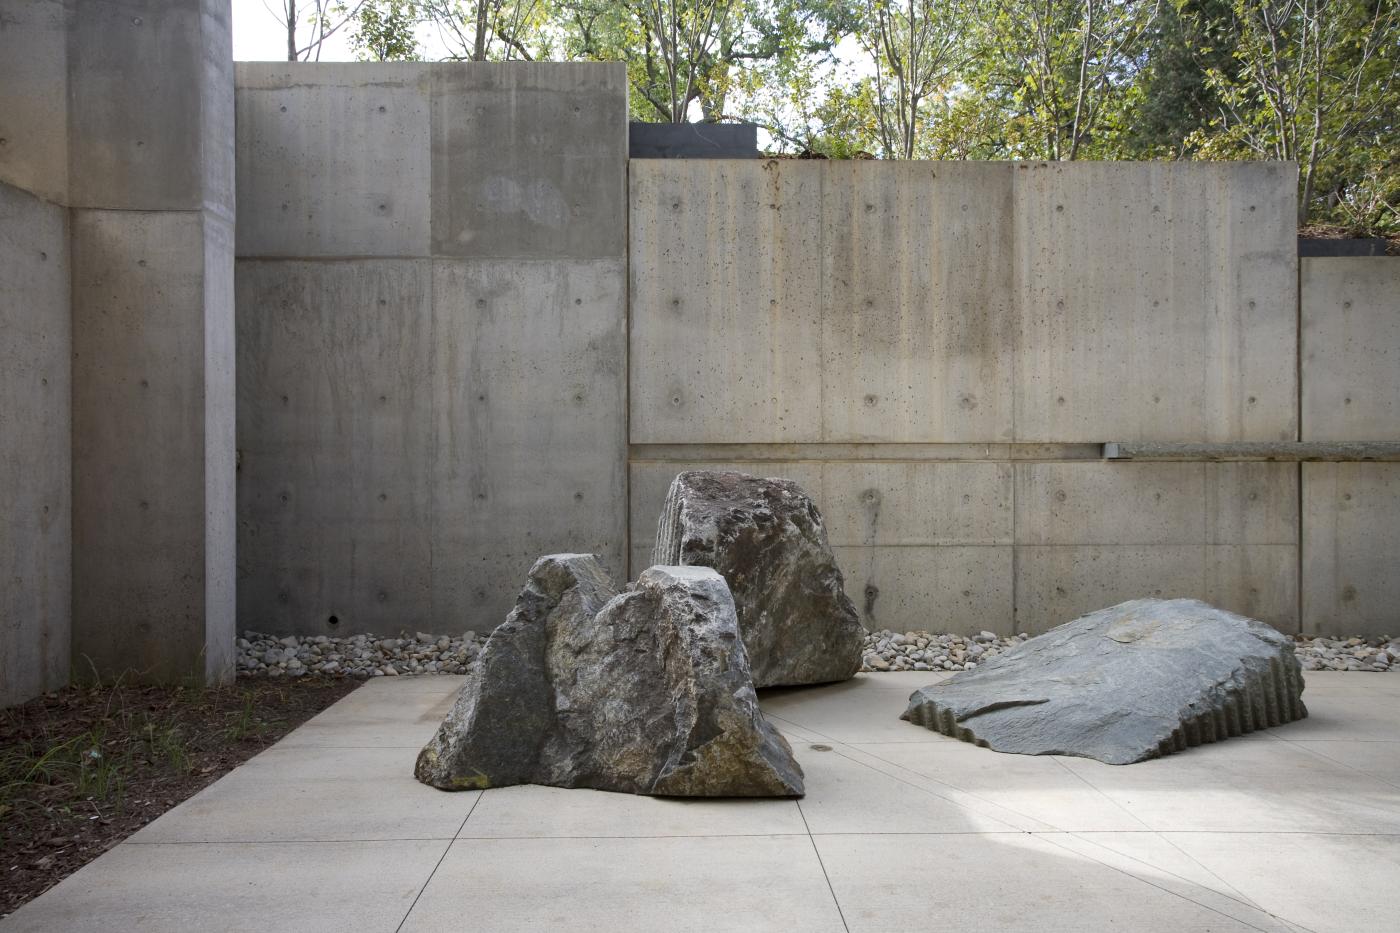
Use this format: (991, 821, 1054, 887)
(0, 181, 71, 707)
(1303, 463, 1400, 636)
(1301, 258, 1400, 442)
(69, 209, 234, 683)
(4, 672, 1396, 932)
(629, 458, 1300, 635)
(0, 0, 70, 203)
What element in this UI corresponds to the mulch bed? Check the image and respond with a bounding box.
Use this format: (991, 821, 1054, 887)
(1, 676, 359, 918)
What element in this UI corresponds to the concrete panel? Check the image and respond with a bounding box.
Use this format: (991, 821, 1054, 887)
(1205, 545, 1299, 631)
(1013, 162, 1297, 443)
(1015, 543, 1299, 634)
(70, 209, 227, 681)
(1015, 462, 1207, 545)
(821, 161, 1014, 442)
(236, 259, 435, 637)
(820, 461, 1012, 546)
(1303, 463, 1400, 636)
(1014, 545, 1207, 634)
(0, 181, 71, 707)
(627, 460, 825, 562)
(430, 63, 627, 260)
(234, 63, 431, 257)
(1301, 258, 1400, 441)
(0, 0, 69, 203)
(197, 0, 235, 217)
(67, 0, 216, 210)
(834, 545, 1014, 634)
(1204, 462, 1298, 545)
(629, 161, 824, 443)
(430, 258, 627, 633)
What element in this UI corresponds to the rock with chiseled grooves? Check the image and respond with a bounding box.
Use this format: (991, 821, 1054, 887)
(901, 599, 1307, 764)
(415, 555, 804, 796)
(652, 470, 863, 688)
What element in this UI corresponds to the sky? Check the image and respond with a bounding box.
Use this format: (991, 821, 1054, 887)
(233, 0, 362, 61)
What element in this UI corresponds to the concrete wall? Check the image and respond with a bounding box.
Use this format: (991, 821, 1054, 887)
(1301, 258, 1400, 636)
(0, 181, 71, 707)
(234, 63, 628, 636)
(66, 0, 236, 684)
(629, 160, 1301, 634)
(6, 27, 1392, 702)
(1, 0, 236, 703)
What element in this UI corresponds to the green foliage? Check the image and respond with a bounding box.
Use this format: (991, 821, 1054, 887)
(352, 0, 423, 60)
(1184, 0, 1399, 230)
(337, 0, 1398, 231)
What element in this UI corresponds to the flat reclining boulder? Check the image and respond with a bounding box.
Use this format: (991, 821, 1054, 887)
(653, 470, 864, 688)
(901, 599, 1307, 764)
(415, 554, 804, 796)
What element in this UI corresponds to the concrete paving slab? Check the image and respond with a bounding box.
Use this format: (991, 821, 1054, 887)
(0, 839, 448, 932)
(1054, 831, 1266, 906)
(1059, 733, 1400, 834)
(1273, 672, 1400, 741)
(399, 835, 846, 933)
(1039, 832, 1297, 931)
(127, 745, 478, 843)
(813, 831, 1282, 932)
(460, 782, 804, 839)
(759, 678, 951, 744)
(7, 671, 1399, 933)
(1279, 739, 1400, 787)
(277, 681, 459, 748)
(1165, 832, 1400, 933)
(791, 742, 1023, 835)
(855, 740, 1150, 832)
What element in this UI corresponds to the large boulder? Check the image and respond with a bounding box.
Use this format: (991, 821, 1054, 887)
(652, 470, 864, 687)
(416, 555, 804, 797)
(901, 599, 1307, 764)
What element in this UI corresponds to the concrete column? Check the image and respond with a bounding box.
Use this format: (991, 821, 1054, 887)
(67, 0, 236, 683)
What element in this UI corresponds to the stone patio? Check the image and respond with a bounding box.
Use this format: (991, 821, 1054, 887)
(4, 672, 1398, 932)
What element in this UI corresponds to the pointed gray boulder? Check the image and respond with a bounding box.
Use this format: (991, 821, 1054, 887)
(653, 470, 864, 688)
(416, 555, 804, 796)
(901, 598, 1307, 765)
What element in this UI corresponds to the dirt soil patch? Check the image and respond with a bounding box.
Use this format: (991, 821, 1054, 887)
(1, 676, 359, 918)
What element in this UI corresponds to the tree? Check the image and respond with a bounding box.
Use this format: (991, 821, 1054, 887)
(858, 0, 969, 158)
(1125, 0, 1240, 157)
(268, 1, 370, 61)
(1187, 0, 1400, 226)
(351, 0, 422, 59)
(414, 0, 549, 60)
(962, 0, 1163, 159)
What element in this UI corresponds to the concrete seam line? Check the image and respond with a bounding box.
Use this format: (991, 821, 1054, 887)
(394, 791, 482, 933)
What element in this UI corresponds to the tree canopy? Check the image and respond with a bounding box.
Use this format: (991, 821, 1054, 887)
(340, 0, 1400, 233)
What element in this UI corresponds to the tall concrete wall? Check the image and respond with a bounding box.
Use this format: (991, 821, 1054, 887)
(629, 160, 1301, 635)
(1301, 258, 1400, 636)
(234, 63, 628, 636)
(1, 0, 236, 704)
(67, 0, 236, 684)
(0, 181, 71, 707)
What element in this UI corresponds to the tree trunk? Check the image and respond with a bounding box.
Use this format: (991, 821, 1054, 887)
(287, 0, 297, 61)
(474, 0, 489, 61)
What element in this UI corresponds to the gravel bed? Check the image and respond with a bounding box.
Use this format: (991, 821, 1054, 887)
(859, 630, 1400, 674)
(237, 629, 1400, 678)
(236, 631, 487, 678)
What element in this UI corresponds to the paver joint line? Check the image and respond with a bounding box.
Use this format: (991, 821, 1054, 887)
(1035, 832, 1298, 933)
(796, 800, 850, 933)
(395, 792, 482, 933)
